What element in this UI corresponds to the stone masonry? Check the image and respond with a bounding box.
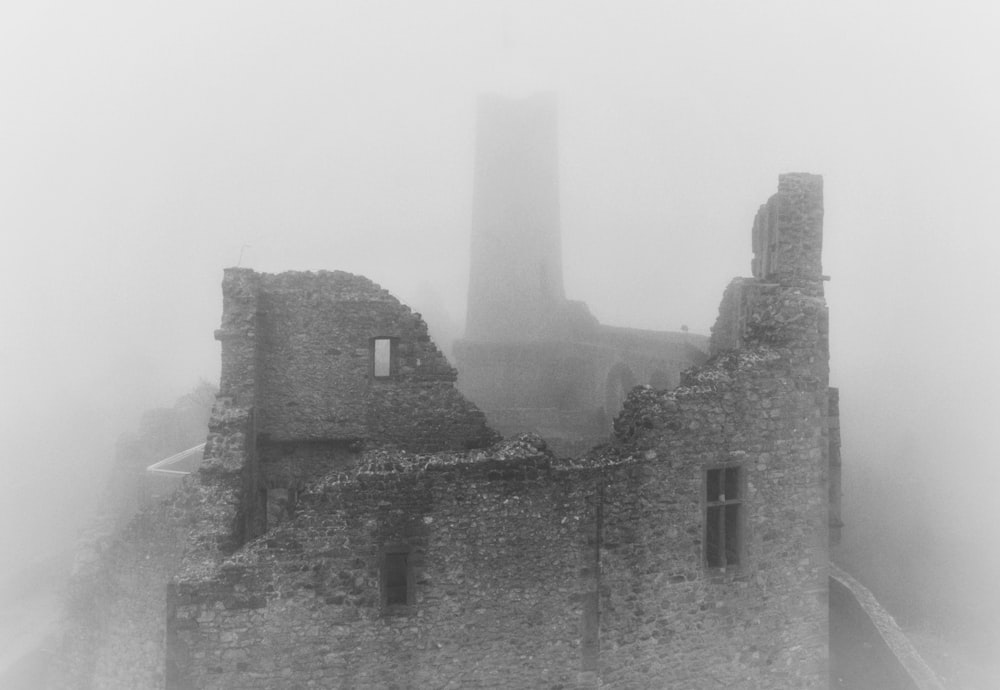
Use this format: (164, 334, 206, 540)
(53, 173, 838, 689)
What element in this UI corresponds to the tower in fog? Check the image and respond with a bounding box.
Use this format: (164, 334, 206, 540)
(465, 92, 565, 342)
(456, 93, 708, 455)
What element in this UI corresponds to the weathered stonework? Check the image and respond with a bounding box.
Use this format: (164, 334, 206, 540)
(159, 173, 832, 689)
(54, 173, 840, 689)
(751, 173, 825, 289)
(217, 268, 496, 451)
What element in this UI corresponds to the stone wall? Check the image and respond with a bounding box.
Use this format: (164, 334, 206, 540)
(828, 387, 843, 545)
(168, 177, 834, 688)
(167, 436, 598, 690)
(751, 173, 825, 288)
(220, 269, 495, 452)
(57, 172, 835, 689)
(169, 322, 831, 689)
(595, 172, 831, 687)
(215, 269, 261, 410)
(52, 509, 182, 690)
(52, 468, 244, 690)
(51, 387, 245, 690)
(708, 278, 751, 353)
(602, 352, 828, 688)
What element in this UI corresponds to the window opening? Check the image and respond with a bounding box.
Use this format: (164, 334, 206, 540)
(384, 552, 408, 605)
(705, 465, 742, 568)
(373, 338, 392, 378)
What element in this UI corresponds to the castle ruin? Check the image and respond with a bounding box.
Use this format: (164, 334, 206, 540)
(54, 97, 845, 689)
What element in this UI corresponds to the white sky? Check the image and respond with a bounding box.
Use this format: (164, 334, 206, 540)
(1, 0, 999, 634)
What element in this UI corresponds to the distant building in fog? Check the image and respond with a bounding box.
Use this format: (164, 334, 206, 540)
(456, 92, 708, 456)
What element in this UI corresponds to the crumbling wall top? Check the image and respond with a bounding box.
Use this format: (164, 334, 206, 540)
(751, 173, 824, 289)
(215, 268, 496, 451)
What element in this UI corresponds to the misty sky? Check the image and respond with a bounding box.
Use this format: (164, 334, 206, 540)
(2, 0, 999, 624)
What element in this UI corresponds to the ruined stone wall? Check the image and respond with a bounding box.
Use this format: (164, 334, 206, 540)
(167, 338, 831, 690)
(221, 269, 495, 452)
(254, 270, 402, 441)
(52, 388, 255, 689)
(216, 269, 261, 410)
(714, 172, 840, 550)
(167, 437, 601, 690)
(828, 387, 842, 544)
(52, 509, 183, 690)
(601, 349, 829, 688)
(171, 251, 833, 690)
(751, 173, 825, 288)
(54, 399, 260, 690)
(709, 278, 751, 353)
(51, 464, 253, 690)
(594, 173, 830, 688)
(60, 173, 833, 689)
(484, 408, 604, 458)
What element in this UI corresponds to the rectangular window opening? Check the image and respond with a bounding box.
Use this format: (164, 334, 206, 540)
(705, 465, 743, 569)
(384, 552, 408, 606)
(373, 338, 392, 378)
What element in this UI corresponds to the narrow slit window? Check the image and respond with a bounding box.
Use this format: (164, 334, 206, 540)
(373, 338, 392, 378)
(705, 465, 742, 569)
(384, 552, 408, 605)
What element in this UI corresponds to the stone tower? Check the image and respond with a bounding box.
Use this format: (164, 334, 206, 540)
(456, 94, 709, 455)
(465, 91, 566, 342)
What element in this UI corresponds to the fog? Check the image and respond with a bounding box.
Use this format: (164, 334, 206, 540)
(2, 0, 998, 680)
